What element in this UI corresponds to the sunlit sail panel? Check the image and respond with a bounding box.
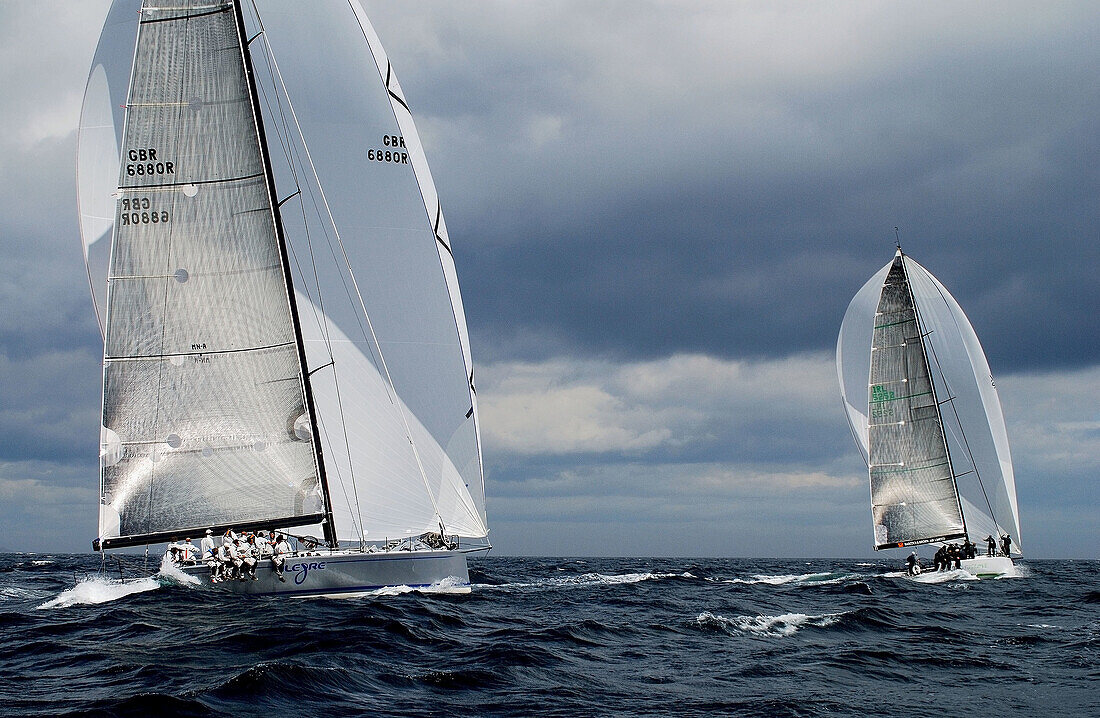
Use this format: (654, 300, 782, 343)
(99, 1, 322, 546)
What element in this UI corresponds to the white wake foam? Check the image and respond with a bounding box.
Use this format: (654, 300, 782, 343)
(155, 556, 202, 586)
(35, 556, 204, 609)
(37, 575, 161, 610)
(324, 575, 473, 598)
(697, 610, 843, 637)
(905, 568, 979, 584)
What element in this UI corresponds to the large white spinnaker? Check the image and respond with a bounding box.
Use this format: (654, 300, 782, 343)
(837, 251, 1021, 553)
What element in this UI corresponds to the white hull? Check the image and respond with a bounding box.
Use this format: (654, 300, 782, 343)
(960, 555, 1015, 578)
(180, 549, 470, 597)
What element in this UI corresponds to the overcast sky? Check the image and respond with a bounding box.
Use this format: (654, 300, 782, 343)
(1, 2, 1097, 557)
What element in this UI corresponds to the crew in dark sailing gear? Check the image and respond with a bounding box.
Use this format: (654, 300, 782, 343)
(1001, 534, 1012, 557)
(986, 535, 996, 557)
(962, 538, 975, 560)
(906, 551, 920, 576)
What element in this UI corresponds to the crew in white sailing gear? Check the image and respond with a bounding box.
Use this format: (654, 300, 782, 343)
(226, 540, 244, 581)
(240, 535, 258, 580)
(200, 529, 215, 560)
(179, 538, 198, 565)
(254, 531, 271, 559)
(164, 544, 182, 565)
(216, 541, 235, 581)
(271, 535, 290, 582)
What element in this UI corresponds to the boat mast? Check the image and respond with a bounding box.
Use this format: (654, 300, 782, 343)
(231, 0, 337, 548)
(897, 250, 969, 539)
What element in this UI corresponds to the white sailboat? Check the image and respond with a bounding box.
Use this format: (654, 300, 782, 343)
(837, 247, 1021, 578)
(77, 0, 489, 596)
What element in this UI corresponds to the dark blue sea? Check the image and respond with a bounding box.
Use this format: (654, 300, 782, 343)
(0, 555, 1096, 717)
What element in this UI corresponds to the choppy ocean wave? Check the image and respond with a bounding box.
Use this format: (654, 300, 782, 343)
(696, 609, 845, 637)
(0, 555, 1096, 718)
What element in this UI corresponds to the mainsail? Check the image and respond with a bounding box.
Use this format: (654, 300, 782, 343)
(80, 1, 489, 550)
(94, 0, 325, 549)
(837, 249, 1022, 553)
(865, 253, 965, 548)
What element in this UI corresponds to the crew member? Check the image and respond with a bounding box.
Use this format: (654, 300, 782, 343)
(906, 551, 920, 576)
(271, 534, 290, 582)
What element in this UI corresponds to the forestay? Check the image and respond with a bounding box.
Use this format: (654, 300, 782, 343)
(96, 0, 323, 547)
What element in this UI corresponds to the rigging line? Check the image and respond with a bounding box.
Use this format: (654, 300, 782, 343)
(258, 4, 444, 527)
(926, 328, 1000, 530)
(903, 256, 971, 531)
(250, 21, 335, 365)
(249, 3, 377, 539)
(249, 38, 330, 357)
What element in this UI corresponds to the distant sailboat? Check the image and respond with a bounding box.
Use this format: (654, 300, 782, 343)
(837, 248, 1021, 578)
(77, 0, 489, 595)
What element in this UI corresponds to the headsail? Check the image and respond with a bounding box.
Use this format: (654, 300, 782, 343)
(245, 1, 488, 542)
(96, 0, 324, 549)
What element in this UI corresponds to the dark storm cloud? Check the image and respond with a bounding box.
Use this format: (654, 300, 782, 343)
(364, 1, 1100, 372)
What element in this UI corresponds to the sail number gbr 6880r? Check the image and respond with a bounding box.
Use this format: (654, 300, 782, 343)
(119, 196, 168, 225)
(125, 148, 174, 176)
(367, 135, 409, 164)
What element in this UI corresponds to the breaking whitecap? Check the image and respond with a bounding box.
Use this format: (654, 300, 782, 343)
(696, 610, 844, 638)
